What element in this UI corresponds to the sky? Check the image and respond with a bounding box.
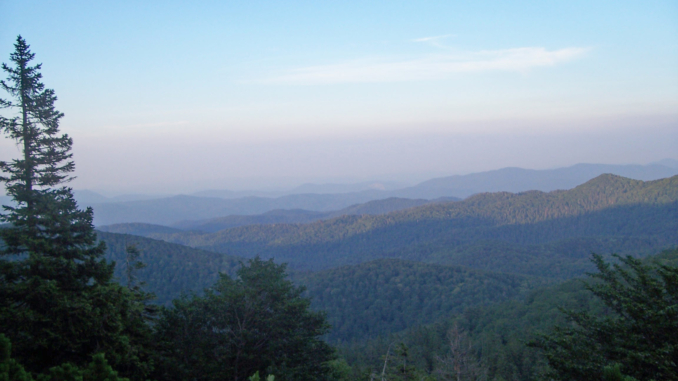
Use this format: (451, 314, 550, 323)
(0, 0, 677, 194)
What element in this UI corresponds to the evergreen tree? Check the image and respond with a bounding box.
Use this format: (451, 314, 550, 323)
(153, 257, 336, 381)
(531, 254, 678, 381)
(1, 334, 132, 381)
(0, 36, 153, 379)
(123, 244, 157, 310)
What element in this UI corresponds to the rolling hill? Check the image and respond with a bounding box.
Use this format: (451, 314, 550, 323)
(98, 223, 185, 236)
(141, 175, 678, 275)
(97, 231, 551, 343)
(98, 231, 242, 305)
(90, 191, 411, 226)
(98, 197, 443, 234)
(171, 197, 440, 232)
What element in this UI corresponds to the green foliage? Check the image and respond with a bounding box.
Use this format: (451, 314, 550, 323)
(98, 231, 242, 305)
(0, 335, 129, 381)
(341, 249, 678, 381)
(531, 251, 678, 381)
(79, 354, 129, 381)
(123, 244, 146, 289)
(0, 37, 154, 379)
(601, 364, 638, 381)
(91, 177, 678, 350)
(326, 359, 352, 381)
(95, 179, 678, 329)
(153, 257, 335, 381)
(295, 259, 547, 342)
(248, 372, 275, 381)
(386, 343, 431, 381)
(0, 334, 33, 381)
(0, 36, 72, 195)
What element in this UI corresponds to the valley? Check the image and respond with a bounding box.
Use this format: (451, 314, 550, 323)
(91, 172, 678, 379)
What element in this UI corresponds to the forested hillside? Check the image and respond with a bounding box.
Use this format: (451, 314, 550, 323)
(140, 175, 678, 274)
(98, 231, 242, 304)
(173, 209, 328, 232)
(176, 196, 439, 232)
(340, 273, 599, 379)
(97, 232, 550, 344)
(294, 259, 548, 342)
(340, 247, 678, 380)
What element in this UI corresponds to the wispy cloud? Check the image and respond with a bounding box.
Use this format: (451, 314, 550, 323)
(411, 34, 455, 43)
(260, 47, 590, 85)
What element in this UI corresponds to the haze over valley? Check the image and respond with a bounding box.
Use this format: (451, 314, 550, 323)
(71, 161, 678, 226)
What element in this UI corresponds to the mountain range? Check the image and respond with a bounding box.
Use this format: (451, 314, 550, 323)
(386, 162, 678, 199)
(84, 162, 678, 226)
(104, 174, 678, 277)
(93, 173, 678, 346)
(100, 197, 446, 233)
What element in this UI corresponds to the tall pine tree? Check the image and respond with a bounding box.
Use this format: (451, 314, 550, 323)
(0, 36, 153, 379)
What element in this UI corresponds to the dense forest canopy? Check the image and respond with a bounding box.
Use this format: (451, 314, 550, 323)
(340, 248, 678, 380)
(295, 259, 549, 342)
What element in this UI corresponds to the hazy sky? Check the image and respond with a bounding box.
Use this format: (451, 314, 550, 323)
(1, 1, 677, 193)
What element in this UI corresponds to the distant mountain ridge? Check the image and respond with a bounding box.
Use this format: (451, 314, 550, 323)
(171, 197, 442, 232)
(98, 197, 448, 235)
(388, 163, 678, 199)
(288, 181, 406, 194)
(90, 192, 402, 226)
(158, 174, 678, 246)
(142, 174, 678, 275)
(80, 162, 678, 225)
(98, 223, 185, 236)
(652, 158, 678, 168)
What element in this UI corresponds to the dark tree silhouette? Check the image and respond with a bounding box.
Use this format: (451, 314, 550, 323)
(0, 36, 153, 379)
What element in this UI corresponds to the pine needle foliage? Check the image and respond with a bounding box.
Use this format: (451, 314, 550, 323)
(531, 253, 678, 380)
(0, 36, 154, 379)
